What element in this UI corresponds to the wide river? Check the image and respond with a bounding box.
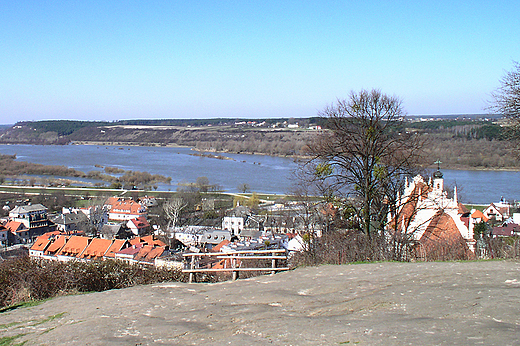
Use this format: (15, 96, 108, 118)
(0, 144, 518, 204)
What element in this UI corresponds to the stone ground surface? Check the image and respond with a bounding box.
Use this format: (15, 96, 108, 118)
(1, 261, 520, 345)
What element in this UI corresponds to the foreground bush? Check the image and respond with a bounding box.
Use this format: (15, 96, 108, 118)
(290, 230, 520, 267)
(0, 256, 188, 308)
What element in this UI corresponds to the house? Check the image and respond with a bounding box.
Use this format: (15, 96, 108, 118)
(50, 212, 89, 233)
(9, 204, 49, 229)
(483, 202, 510, 222)
(127, 216, 150, 236)
(0, 225, 12, 247)
(222, 216, 244, 235)
(390, 169, 475, 260)
(4, 220, 27, 234)
(134, 245, 166, 265)
(43, 235, 70, 258)
(491, 223, 520, 238)
(29, 234, 55, 258)
(114, 243, 143, 263)
(468, 209, 489, 234)
(105, 197, 147, 221)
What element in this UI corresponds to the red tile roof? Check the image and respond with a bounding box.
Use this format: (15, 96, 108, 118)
(130, 235, 166, 247)
(418, 211, 475, 261)
(106, 197, 146, 215)
(31, 235, 52, 252)
(56, 235, 90, 257)
(471, 210, 489, 222)
(80, 238, 113, 259)
(104, 239, 129, 258)
(4, 221, 26, 233)
(212, 239, 231, 252)
(44, 235, 69, 255)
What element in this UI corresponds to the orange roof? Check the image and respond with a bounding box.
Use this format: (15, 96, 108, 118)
(31, 235, 52, 252)
(389, 180, 431, 231)
(130, 235, 166, 247)
(104, 239, 129, 258)
(44, 235, 69, 255)
(129, 216, 150, 229)
(144, 246, 165, 261)
(419, 211, 475, 261)
(80, 238, 112, 259)
(56, 235, 90, 257)
(471, 210, 489, 222)
(134, 245, 165, 262)
(107, 197, 146, 215)
(212, 239, 230, 252)
(4, 221, 27, 233)
(134, 245, 154, 261)
(141, 235, 166, 247)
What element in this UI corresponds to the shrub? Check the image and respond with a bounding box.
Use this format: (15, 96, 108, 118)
(0, 256, 187, 308)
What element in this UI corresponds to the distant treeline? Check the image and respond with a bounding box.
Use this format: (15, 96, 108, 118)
(2, 117, 519, 170)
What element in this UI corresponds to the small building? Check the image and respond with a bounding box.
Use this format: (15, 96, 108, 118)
(127, 216, 151, 236)
(222, 216, 244, 235)
(105, 197, 147, 221)
(0, 225, 12, 247)
(43, 235, 70, 258)
(9, 204, 49, 229)
(483, 202, 510, 222)
(29, 234, 53, 258)
(50, 212, 89, 233)
(492, 223, 520, 238)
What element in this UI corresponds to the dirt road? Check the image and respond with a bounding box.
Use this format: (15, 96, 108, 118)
(1, 260, 519, 345)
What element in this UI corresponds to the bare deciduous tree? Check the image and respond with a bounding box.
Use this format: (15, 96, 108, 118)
(490, 61, 520, 148)
(305, 89, 426, 240)
(163, 198, 187, 229)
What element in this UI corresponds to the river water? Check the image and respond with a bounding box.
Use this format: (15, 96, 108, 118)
(0, 144, 518, 204)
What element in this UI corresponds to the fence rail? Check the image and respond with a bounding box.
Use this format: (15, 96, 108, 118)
(182, 249, 289, 282)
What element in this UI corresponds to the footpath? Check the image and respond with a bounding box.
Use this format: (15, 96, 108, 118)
(1, 260, 519, 345)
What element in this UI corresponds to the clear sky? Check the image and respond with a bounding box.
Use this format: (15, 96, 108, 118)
(1, 0, 519, 123)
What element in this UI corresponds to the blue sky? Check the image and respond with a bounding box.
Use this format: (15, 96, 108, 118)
(1, 1, 519, 123)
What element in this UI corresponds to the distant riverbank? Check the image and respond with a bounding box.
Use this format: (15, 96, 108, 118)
(0, 144, 518, 203)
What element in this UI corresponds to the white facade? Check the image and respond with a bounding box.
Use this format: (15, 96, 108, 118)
(396, 174, 473, 242)
(222, 216, 244, 235)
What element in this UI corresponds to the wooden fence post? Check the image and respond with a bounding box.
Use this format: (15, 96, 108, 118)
(189, 255, 195, 283)
(271, 250, 276, 275)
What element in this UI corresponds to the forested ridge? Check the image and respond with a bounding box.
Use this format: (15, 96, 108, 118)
(0, 117, 517, 169)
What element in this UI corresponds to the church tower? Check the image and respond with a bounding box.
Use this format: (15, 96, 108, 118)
(432, 160, 444, 195)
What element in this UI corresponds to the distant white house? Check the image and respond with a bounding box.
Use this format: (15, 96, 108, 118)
(222, 216, 244, 235)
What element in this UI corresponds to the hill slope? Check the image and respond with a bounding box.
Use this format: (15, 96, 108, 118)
(1, 260, 519, 345)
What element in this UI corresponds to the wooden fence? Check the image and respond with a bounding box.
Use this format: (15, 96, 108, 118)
(182, 249, 290, 283)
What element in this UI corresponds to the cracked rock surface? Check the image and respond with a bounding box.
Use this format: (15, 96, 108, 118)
(1, 261, 519, 345)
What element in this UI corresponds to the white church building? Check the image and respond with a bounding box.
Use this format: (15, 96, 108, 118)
(390, 168, 475, 259)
